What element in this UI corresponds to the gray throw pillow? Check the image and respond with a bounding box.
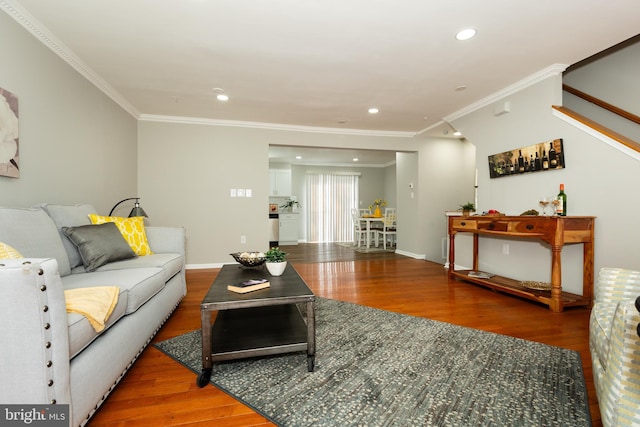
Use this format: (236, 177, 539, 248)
(62, 223, 137, 272)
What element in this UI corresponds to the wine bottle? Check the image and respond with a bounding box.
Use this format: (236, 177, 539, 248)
(530, 154, 536, 171)
(518, 150, 525, 173)
(549, 142, 557, 168)
(534, 152, 541, 171)
(557, 184, 567, 216)
(542, 149, 549, 170)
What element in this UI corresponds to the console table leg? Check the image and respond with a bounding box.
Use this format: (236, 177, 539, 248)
(550, 244, 563, 313)
(448, 232, 456, 277)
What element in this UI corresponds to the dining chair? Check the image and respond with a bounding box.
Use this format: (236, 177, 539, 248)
(375, 210, 397, 249)
(358, 208, 372, 217)
(351, 209, 368, 247)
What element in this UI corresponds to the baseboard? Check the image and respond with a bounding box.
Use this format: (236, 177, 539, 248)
(394, 249, 426, 260)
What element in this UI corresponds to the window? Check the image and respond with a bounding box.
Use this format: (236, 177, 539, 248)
(306, 172, 359, 242)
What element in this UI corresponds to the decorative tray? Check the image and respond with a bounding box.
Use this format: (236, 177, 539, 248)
(520, 281, 552, 291)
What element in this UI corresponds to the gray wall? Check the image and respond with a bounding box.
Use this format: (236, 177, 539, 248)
(563, 39, 640, 142)
(138, 120, 469, 266)
(452, 74, 640, 295)
(0, 12, 137, 212)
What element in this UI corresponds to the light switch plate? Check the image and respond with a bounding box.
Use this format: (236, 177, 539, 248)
(230, 189, 237, 197)
(237, 189, 246, 197)
(246, 189, 252, 198)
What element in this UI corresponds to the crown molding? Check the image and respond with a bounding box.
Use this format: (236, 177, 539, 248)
(1, 1, 566, 139)
(138, 114, 417, 138)
(442, 63, 569, 124)
(1, 0, 140, 118)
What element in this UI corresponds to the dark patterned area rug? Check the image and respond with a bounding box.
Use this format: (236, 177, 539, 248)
(154, 298, 590, 426)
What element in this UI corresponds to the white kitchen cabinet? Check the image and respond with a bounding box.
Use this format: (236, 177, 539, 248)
(269, 169, 291, 196)
(279, 213, 299, 245)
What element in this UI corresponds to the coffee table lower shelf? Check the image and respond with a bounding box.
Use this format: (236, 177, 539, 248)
(198, 304, 313, 387)
(451, 270, 589, 309)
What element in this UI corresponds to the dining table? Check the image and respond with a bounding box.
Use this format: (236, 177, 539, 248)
(359, 216, 384, 248)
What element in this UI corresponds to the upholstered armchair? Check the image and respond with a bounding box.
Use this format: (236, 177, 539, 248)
(589, 267, 640, 426)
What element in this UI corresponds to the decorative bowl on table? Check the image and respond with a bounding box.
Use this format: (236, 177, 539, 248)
(230, 252, 266, 267)
(520, 280, 552, 291)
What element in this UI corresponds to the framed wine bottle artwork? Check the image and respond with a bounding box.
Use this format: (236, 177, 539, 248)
(487, 138, 565, 179)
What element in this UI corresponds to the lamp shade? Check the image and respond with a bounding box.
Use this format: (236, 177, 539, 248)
(109, 197, 148, 217)
(129, 202, 147, 217)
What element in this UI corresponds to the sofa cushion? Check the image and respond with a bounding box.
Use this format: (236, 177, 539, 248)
(62, 267, 166, 315)
(89, 214, 153, 256)
(0, 207, 71, 276)
(0, 242, 22, 259)
(66, 288, 128, 359)
(39, 203, 97, 269)
(88, 253, 183, 282)
(63, 223, 137, 272)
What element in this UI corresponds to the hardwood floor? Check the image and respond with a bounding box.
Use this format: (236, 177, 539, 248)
(88, 243, 601, 426)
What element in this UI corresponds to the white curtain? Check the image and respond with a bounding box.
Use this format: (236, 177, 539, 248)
(306, 172, 359, 242)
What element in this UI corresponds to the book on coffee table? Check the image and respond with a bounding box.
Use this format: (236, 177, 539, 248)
(467, 271, 494, 279)
(227, 278, 270, 294)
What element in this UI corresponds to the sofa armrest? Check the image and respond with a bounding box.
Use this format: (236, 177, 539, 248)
(145, 226, 186, 257)
(0, 258, 71, 405)
(599, 298, 640, 426)
(594, 267, 640, 304)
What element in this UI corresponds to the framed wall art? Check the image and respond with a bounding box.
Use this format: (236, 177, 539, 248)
(488, 138, 564, 179)
(0, 87, 19, 178)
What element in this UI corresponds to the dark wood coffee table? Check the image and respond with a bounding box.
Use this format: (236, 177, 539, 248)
(197, 263, 316, 387)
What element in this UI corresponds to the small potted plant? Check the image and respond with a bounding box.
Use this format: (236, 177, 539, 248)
(459, 202, 476, 216)
(264, 246, 287, 276)
(280, 198, 301, 213)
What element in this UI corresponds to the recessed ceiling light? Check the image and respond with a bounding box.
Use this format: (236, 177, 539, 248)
(353, 158, 359, 162)
(368, 108, 379, 114)
(295, 156, 302, 160)
(216, 94, 229, 101)
(454, 131, 462, 137)
(455, 28, 477, 41)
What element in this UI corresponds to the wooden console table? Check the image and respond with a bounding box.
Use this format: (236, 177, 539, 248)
(448, 215, 595, 312)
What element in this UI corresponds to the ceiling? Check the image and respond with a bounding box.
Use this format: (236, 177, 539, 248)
(3, 1, 639, 165)
(269, 145, 397, 167)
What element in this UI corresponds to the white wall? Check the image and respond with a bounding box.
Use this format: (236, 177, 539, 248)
(0, 12, 138, 211)
(451, 74, 640, 294)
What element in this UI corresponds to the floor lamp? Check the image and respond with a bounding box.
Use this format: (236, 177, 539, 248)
(108, 197, 148, 217)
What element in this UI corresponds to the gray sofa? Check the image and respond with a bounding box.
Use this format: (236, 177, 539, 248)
(0, 204, 186, 426)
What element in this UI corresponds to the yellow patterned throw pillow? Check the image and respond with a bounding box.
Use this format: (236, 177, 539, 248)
(88, 214, 153, 256)
(0, 242, 23, 259)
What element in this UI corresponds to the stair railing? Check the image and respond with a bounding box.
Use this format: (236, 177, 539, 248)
(553, 85, 640, 156)
(563, 84, 640, 126)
